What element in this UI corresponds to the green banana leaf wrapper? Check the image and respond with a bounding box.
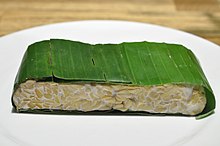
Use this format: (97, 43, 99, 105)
(12, 39, 215, 119)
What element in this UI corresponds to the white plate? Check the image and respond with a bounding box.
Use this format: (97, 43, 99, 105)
(0, 20, 219, 146)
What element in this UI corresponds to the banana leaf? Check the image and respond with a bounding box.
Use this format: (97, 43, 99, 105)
(12, 39, 215, 119)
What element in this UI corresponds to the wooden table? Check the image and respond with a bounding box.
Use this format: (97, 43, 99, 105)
(0, 0, 219, 45)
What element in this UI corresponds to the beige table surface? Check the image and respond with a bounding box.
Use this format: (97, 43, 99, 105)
(0, 0, 219, 45)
